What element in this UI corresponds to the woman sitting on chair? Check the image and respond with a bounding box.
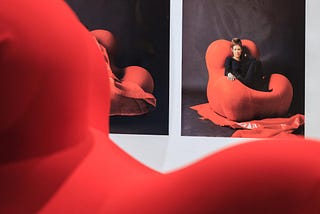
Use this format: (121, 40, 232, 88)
(224, 38, 269, 91)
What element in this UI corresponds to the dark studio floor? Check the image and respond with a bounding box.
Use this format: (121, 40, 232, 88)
(182, 90, 236, 137)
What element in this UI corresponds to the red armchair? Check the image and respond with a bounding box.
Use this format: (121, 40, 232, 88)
(206, 40, 293, 122)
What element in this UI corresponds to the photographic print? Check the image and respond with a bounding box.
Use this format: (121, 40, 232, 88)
(65, 0, 170, 135)
(181, 0, 305, 138)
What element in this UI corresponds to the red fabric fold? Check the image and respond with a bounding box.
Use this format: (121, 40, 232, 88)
(191, 103, 304, 138)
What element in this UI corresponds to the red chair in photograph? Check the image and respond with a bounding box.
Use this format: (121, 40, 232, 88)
(206, 39, 293, 122)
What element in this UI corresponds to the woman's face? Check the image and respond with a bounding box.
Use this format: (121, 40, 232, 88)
(232, 45, 242, 59)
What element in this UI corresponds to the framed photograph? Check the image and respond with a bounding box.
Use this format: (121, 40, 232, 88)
(66, 0, 170, 135)
(181, 0, 305, 138)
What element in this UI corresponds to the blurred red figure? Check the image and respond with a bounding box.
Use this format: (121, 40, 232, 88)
(91, 29, 156, 116)
(1, 1, 320, 214)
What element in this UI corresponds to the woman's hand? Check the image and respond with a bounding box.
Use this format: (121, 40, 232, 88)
(227, 72, 236, 81)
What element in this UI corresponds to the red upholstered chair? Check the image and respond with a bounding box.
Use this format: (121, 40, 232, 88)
(206, 40, 293, 122)
(90, 29, 156, 116)
(1, 1, 320, 213)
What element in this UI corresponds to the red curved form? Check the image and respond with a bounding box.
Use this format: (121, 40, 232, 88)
(91, 29, 156, 116)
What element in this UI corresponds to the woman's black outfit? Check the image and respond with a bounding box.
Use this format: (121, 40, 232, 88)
(224, 56, 270, 91)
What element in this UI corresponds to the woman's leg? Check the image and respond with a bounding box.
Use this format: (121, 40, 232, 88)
(243, 59, 270, 91)
(244, 59, 260, 84)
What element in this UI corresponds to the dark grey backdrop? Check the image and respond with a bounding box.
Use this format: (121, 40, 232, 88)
(65, 0, 170, 135)
(182, 0, 305, 137)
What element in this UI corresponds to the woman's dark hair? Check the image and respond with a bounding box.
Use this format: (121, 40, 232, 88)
(230, 38, 242, 48)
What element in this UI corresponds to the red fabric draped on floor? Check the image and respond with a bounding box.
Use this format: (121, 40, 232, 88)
(191, 103, 304, 138)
